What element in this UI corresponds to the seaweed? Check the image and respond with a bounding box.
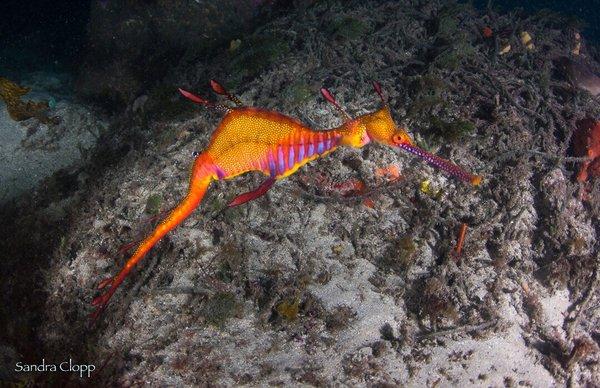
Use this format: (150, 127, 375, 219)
(0, 77, 57, 125)
(426, 3, 477, 70)
(433, 40, 477, 70)
(406, 74, 449, 118)
(202, 291, 241, 327)
(276, 297, 300, 321)
(329, 17, 368, 41)
(521, 283, 544, 326)
(215, 242, 246, 284)
(412, 277, 458, 327)
(144, 194, 163, 215)
(426, 2, 467, 38)
(284, 81, 313, 105)
(427, 116, 476, 142)
(408, 95, 444, 118)
(419, 179, 443, 199)
(435, 13, 459, 39)
(325, 305, 356, 332)
(228, 33, 291, 84)
(379, 236, 417, 274)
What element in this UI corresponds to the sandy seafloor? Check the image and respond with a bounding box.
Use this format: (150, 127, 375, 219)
(1, 0, 600, 386)
(0, 90, 103, 203)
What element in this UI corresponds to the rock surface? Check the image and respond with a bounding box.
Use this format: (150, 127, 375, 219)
(2, 0, 599, 386)
(0, 73, 105, 203)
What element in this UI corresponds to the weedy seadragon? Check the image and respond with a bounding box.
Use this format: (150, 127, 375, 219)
(90, 80, 481, 322)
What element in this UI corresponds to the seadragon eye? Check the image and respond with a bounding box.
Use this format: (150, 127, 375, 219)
(392, 134, 404, 144)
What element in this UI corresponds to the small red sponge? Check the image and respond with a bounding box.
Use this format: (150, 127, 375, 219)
(573, 118, 600, 182)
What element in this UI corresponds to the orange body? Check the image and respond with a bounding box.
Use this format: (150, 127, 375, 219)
(205, 107, 344, 180)
(90, 81, 481, 322)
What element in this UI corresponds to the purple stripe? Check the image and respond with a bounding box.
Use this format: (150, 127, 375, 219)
(307, 143, 314, 157)
(277, 145, 285, 173)
(317, 141, 324, 154)
(288, 146, 295, 168)
(215, 167, 226, 179)
(268, 150, 276, 176)
(298, 142, 305, 162)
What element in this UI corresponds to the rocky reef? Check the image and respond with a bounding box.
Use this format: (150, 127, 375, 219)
(1, 0, 599, 386)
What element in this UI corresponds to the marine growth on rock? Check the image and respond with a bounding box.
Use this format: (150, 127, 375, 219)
(573, 118, 600, 182)
(0, 77, 57, 124)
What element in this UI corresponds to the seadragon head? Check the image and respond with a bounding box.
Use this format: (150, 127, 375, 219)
(323, 82, 481, 186)
(357, 104, 413, 148)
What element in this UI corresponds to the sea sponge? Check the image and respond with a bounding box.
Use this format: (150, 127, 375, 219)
(573, 118, 600, 182)
(0, 77, 56, 124)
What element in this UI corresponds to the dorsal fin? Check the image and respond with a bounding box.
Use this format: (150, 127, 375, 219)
(209, 79, 243, 106)
(178, 88, 231, 113)
(373, 81, 386, 104)
(320, 87, 352, 121)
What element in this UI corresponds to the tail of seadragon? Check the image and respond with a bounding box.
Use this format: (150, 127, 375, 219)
(90, 153, 216, 323)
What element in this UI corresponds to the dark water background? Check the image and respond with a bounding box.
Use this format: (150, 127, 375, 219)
(0, 0, 90, 74)
(0, 0, 598, 75)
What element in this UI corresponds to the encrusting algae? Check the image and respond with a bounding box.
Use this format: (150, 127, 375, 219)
(0, 77, 57, 124)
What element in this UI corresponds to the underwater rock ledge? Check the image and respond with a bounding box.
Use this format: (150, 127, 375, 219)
(1, 0, 599, 386)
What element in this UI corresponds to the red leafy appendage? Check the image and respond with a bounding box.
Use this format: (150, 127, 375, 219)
(573, 118, 600, 182)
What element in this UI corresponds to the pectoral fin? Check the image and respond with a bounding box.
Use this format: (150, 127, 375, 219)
(228, 177, 276, 207)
